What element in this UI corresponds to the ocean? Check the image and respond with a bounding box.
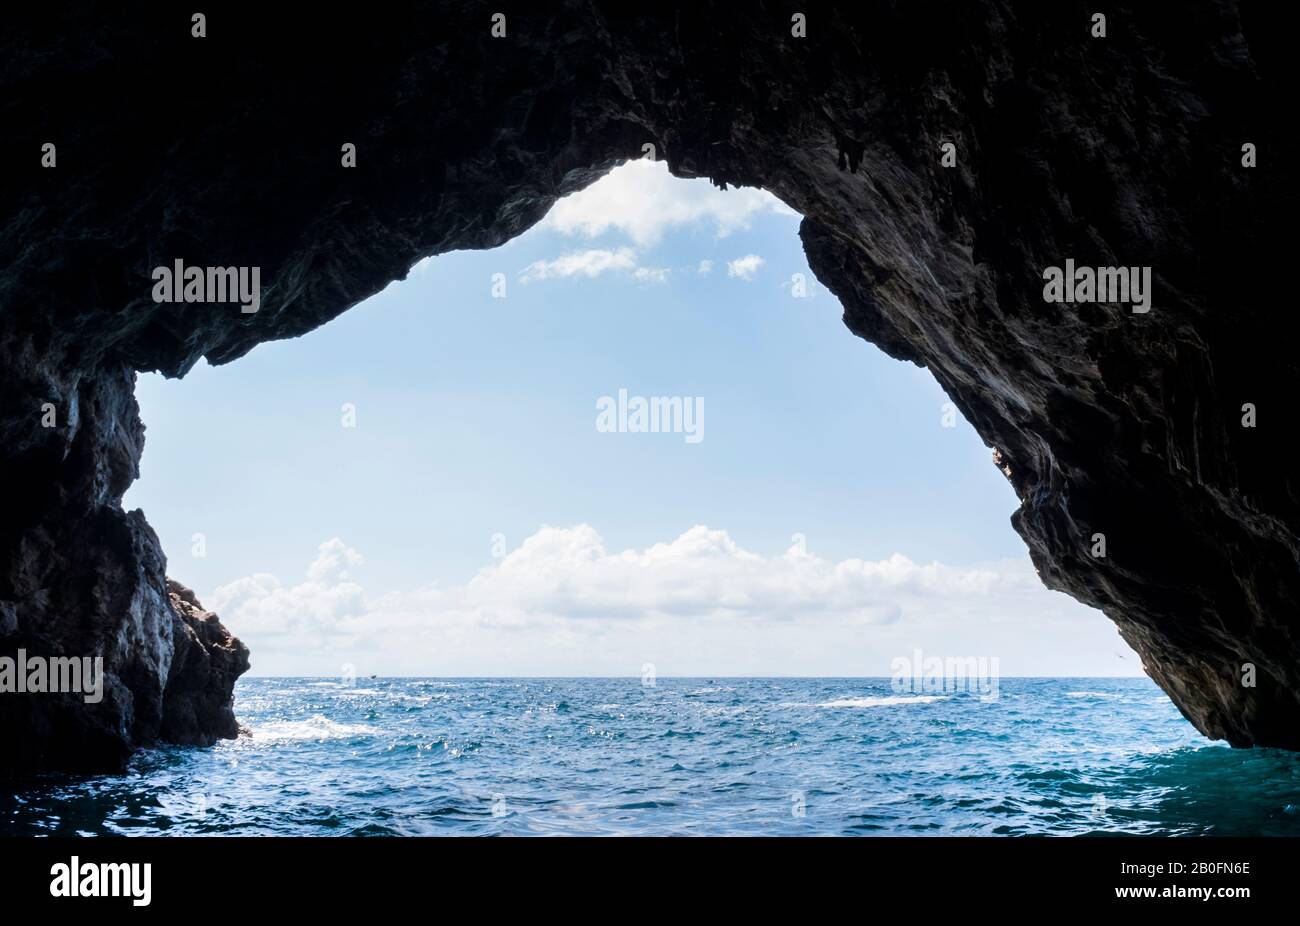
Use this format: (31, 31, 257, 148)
(5, 677, 1300, 836)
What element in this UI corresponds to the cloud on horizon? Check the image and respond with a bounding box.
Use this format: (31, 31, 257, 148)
(208, 526, 1125, 677)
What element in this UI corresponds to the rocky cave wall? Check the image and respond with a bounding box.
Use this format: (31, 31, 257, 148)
(1, 1, 1295, 773)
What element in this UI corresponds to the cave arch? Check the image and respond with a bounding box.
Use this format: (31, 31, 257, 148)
(126, 162, 1079, 681)
(1, 3, 1295, 772)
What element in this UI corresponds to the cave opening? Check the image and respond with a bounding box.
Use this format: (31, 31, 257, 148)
(122, 160, 1122, 681)
(4, 2, 1294, 840)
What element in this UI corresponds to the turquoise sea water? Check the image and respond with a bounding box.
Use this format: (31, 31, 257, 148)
(5, 677, 1300, 836)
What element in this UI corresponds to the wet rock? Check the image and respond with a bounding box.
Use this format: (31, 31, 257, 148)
(162, 581, 250, 746)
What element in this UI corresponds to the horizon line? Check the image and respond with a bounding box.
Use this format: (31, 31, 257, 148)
(239, 673, 1150, 680)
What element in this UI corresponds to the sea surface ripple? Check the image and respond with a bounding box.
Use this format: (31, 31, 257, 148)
(5, 677, 1300, 836)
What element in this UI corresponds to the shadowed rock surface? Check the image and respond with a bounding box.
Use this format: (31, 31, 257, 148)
(162, 580, 250, 745)
(0, 2, 1295, 771)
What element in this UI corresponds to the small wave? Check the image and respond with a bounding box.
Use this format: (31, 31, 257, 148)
(818, 695, 949, 708)
(1066, 691, 1122, 700)
(397, 693, 437, 705)
(249, 715, 378, 742)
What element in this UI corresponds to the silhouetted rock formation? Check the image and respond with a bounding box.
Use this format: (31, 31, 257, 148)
(162, 580, 249, 746)
(1, 2, 1295, 771)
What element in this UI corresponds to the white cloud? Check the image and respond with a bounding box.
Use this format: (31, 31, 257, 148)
(518, 248, 669, 285)
(208, 525, 1127, 677)
(519, 247, 637, 283)
(210, 539, 369, 642)
(727, 254, 764, 280)
(632, 266, 671, 284)
(306, 538, 364, 581)
(461, 524, 1002, 622)
(541, 159, 797, 247)
(698, 260, 714, 276)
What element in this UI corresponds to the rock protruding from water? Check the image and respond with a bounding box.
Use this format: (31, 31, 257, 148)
(162, 580, 250, 746)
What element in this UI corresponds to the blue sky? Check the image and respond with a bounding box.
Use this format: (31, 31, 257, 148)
(126, 160, 1139, 677)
